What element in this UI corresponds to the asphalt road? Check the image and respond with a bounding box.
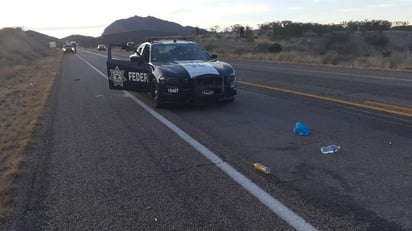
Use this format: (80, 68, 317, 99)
(2, 49, 411, 231)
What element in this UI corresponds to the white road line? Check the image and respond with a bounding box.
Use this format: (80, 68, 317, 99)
(77, 55, 319, 231)
(79, 49, 108, 58)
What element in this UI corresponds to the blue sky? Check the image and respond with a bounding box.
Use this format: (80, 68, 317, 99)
(1, 0, 411, 38)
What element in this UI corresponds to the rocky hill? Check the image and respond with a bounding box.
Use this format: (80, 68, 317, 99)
(0, 28, 59, 67)
(64, 16, 199, 47)
(102, 16, 195, 36)
(65, 29, 178, 48)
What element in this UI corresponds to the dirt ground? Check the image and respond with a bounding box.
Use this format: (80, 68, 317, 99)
(0, 52, 62, 220)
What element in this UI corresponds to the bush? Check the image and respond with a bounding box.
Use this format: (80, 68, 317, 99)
(254, 42, 282, 53)
(365, 33, 389, 48)
(269, 43, 282, 53)
(324, 32, 352, 54)
(322, 53, 339, 65)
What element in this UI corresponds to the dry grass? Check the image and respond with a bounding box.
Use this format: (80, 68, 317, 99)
(0, 52, 62, 220)
(220, 50, 412, 71)
(200, 32, 412, 71)
(0, 27, 62, 221)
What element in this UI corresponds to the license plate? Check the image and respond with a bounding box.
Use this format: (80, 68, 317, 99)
(201, 89, 214, 95)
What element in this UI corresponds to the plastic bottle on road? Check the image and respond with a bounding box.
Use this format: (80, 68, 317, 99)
(320, 145, 341, 154)
(253, 163, 271, 174)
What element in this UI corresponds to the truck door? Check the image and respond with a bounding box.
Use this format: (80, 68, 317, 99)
(106, 44, 150, 92)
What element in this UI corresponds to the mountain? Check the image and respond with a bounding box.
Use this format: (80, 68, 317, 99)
(63, 34, 96, 47)
(0, 28, 60, 67)
(64, 29, 185, 48)
(63, 16, 199, 47)
(102, 16, 195, 36)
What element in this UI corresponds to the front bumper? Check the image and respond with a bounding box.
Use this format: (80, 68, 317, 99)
(158, 75, 237, 104)
(63, 49, 74, 53)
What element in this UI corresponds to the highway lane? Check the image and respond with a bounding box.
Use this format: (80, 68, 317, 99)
(159, 62, 412, 230)
(233, 61, 412, 106)
(3, 49, 412, 230)
(2, 51, 298, 231)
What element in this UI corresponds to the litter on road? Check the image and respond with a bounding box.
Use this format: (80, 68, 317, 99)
(293, 122, 310, 136)
(253, 162, 271, 174)
(320, 144, 341, 154)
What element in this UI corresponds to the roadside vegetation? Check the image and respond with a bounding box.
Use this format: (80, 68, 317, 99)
(198, 20, 412, 71)
(68, 18, 412, 70)
(0, 27, 61, 220)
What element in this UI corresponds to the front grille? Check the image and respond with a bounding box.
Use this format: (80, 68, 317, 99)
(195, 75, 223, 87)
(193, 75, 224, 97)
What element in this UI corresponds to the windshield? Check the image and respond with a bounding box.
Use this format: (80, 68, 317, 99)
(151, 43, 212, 62)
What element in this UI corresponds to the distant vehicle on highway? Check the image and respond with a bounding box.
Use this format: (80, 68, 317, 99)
(70, 41, 78, 53)
(125, 42, 137, 51)
(62, 44, 75, 54)
(97, 44, 106, 51)
(106, 39, 237, 108)
(70, 41, 78, 47)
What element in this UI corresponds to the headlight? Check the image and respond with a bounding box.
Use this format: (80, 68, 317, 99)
(159, 76, 180, 86)
(224, 73, 236, 83)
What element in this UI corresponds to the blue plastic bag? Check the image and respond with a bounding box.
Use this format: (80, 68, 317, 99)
(293, 122, 310, 136)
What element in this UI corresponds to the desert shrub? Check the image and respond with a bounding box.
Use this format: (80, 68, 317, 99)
(268, 43, 282, 53)
(365, 33, 389, 48)
(254, 42, 282, 53)
(253, 43, 268, 52)
(321, 53, 339, 65)
(387, 51, 406, 69)
(321, 52, 352, 65)
(382, 50, 391, 57)
(324, 32, 352, 54)
(232, 48, 247, 55)
(203, 44, 217, 52)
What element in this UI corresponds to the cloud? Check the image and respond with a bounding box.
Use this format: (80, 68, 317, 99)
(369, 3, 396, 8)
(337, 8, 364, 13)
(217, 3, 271, 15)
(159, 2, 272, 28)
(170, 8, 192, 16)
(288, 6, 304, 11)
(312, 0, 337, 3)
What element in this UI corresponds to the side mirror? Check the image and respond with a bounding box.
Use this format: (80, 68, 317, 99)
(211, 53, 218, 59)
(130, 54, 144, 63)
(121, 42, 128, 50)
